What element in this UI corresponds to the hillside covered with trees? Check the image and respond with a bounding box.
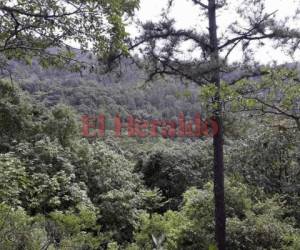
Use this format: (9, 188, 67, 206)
(0, 0, 300, 249)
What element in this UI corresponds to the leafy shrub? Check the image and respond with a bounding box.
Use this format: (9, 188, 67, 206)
(130, 178, 300, 250)
(136, 141, 213, 210)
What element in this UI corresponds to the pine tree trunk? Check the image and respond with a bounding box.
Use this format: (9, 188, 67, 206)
(208, 0, 226, 249)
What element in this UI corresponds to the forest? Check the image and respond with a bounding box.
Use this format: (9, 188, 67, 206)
(0, 0, 300, 249)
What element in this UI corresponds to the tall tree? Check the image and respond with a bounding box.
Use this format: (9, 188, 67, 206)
(208, 1, 225, 248)
(127, 0, 300, 249)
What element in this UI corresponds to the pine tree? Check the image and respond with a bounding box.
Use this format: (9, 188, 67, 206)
(129, 1, 300, 249)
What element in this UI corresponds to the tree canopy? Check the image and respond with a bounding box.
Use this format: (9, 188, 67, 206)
(0, 0, 139, 68)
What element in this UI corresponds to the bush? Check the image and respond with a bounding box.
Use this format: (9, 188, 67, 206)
(136, 141, 213, 210)
(130, 178, 300, 250)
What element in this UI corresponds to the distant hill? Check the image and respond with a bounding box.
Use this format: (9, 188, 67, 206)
(1, 49, 298, 120)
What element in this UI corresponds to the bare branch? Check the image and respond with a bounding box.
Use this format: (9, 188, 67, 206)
(191, 0, 209, 9)
(0, 4, 83, 19)
(219, 10, 278, 50)
(252, 97, 299, 121)
(228, 70, 270, 85)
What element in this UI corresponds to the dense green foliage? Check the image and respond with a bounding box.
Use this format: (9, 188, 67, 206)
(1, 0, 300, 248)
(0, 62, 299, 250)
(0, 0, 139, 69)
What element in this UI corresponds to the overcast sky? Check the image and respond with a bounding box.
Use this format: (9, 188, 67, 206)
(128, 0, 300, 64)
